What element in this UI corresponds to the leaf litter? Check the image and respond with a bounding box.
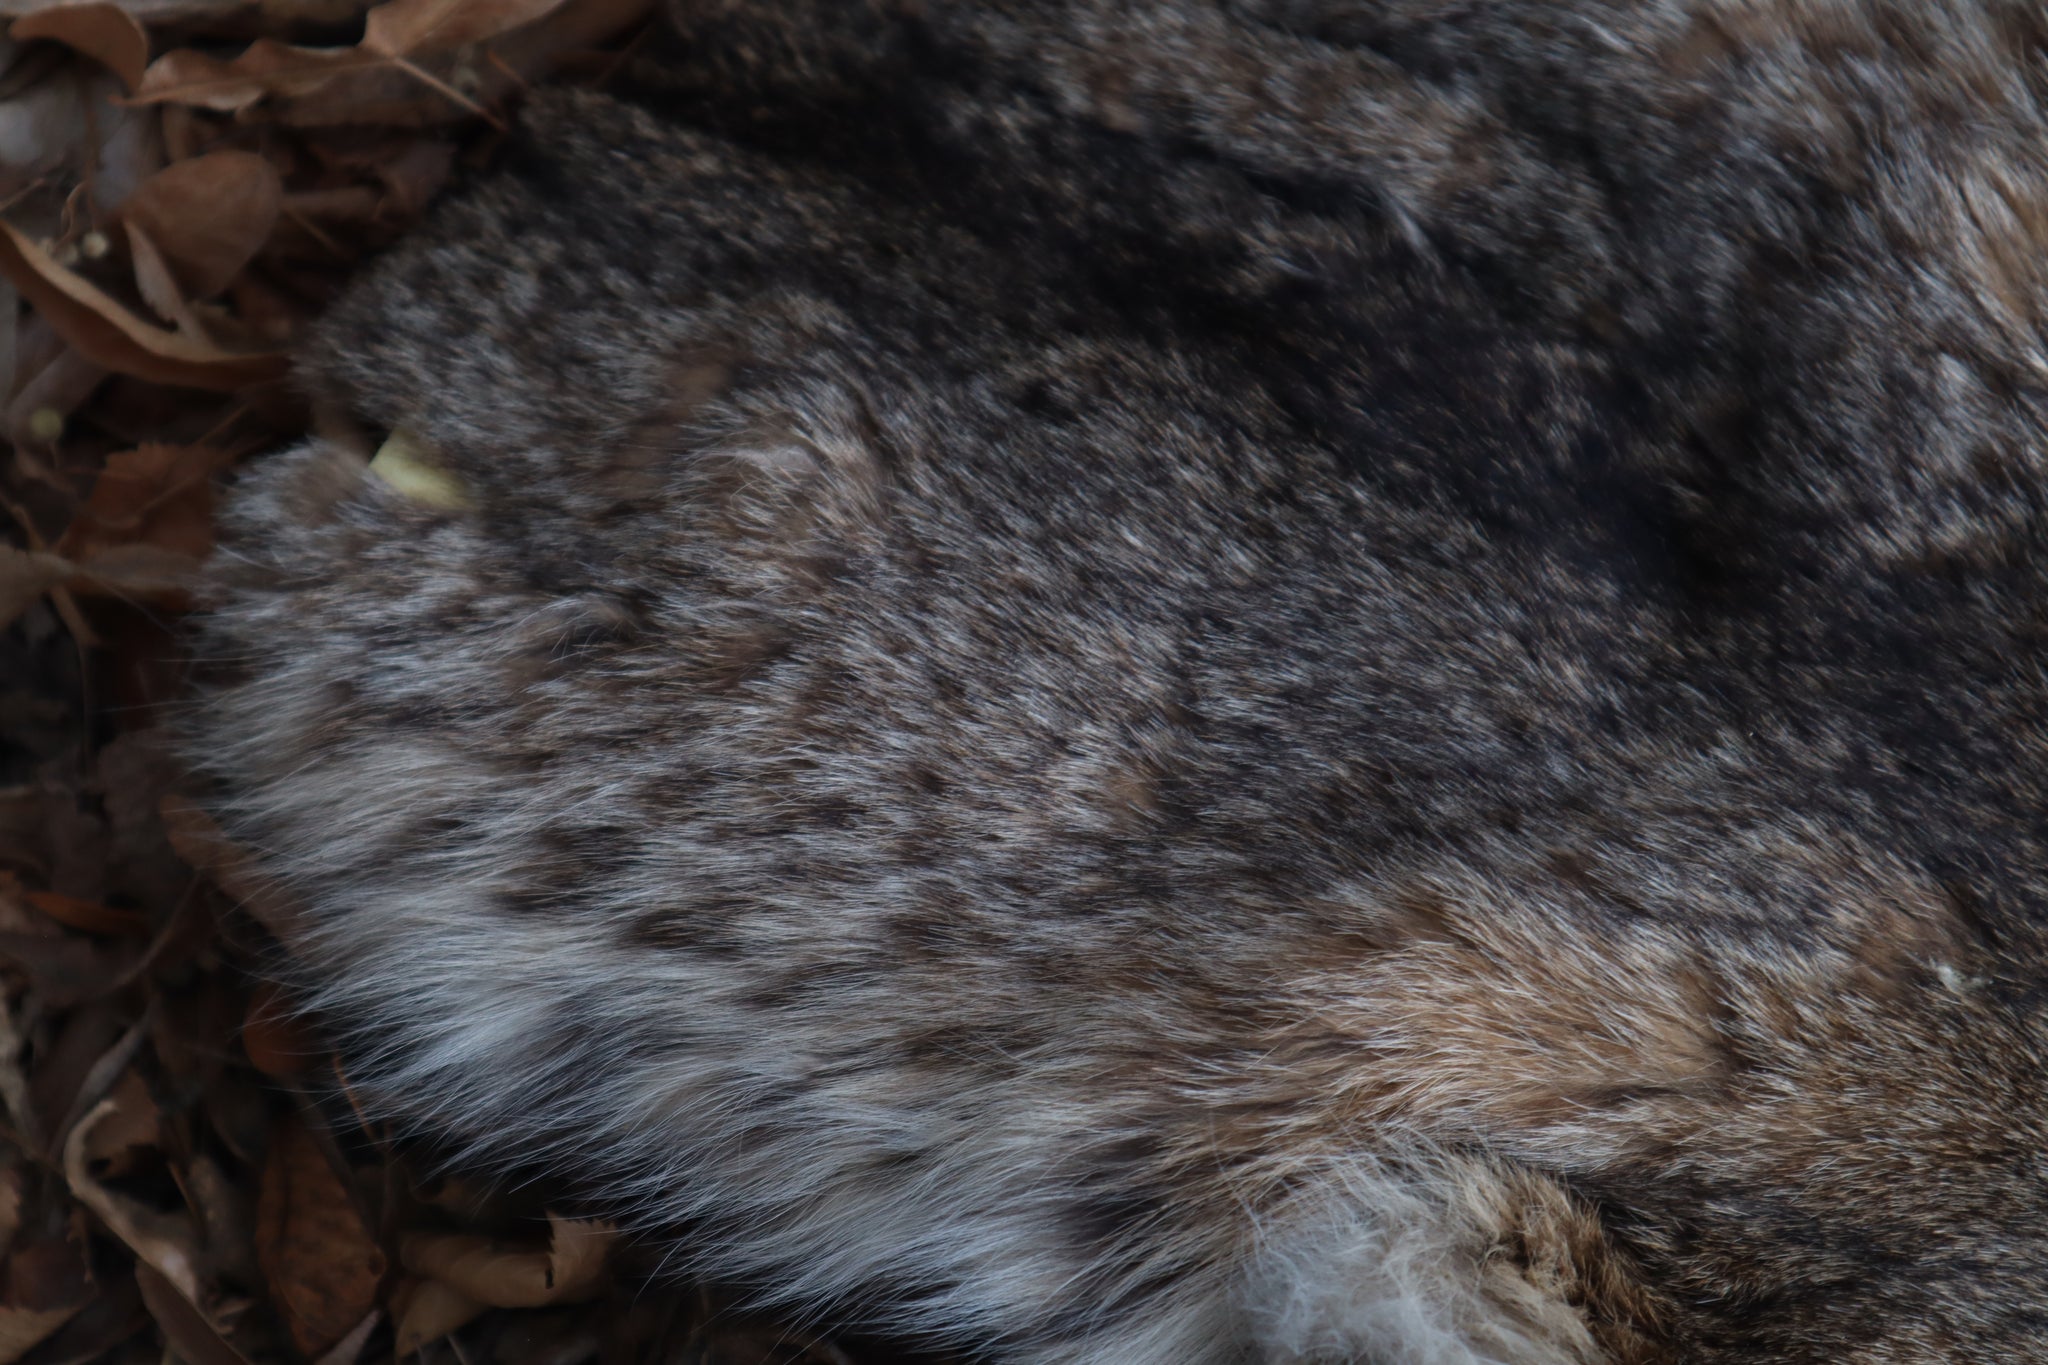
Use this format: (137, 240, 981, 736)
(0, 3, 963, 1362)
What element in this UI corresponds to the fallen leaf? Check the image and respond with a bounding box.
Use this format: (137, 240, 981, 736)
(389, 1275, 484, 1356)
(10, 4, 149, 93)
(0, 1297, 61, 1358)
(400, 1213, 613, 1310)
(54, 443, 222, 565)
(131, 40, 380, 113)
(121, 152, 283, 299)
(0, 1169, 20, 1251)
(255, 1116, 385, 1357)
(174, 1153, 256, 1286)
(44, 1006, 154, 1161)
(75, 1068, 156, 1172)
(125, 221, 206, 336)
(16, 1265, 146, 1365)
(29, 1003, 124, 1149)
(63, 1098, 206, 1302)
(361, 0, 568, 58)
(23, 891, 150, 938)
(158, 795, 303, 940)
(1, 1239, 87, 1311)
(0, 223, 286, 390)
(240, 982, 315, 1078)
(133, 1263, 248, 1365)
(312, 1308, 379, 1365)
(0, 1237, 90, 1365)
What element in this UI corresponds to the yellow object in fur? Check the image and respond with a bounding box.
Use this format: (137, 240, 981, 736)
(368, 429, 468, 510)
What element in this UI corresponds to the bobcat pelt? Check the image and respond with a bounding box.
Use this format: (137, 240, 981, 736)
(185, 2, 2048, 1360)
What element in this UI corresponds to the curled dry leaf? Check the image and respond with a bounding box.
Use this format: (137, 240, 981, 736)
(75, 1067, 156, 1172)
(0, 223, 285, 390)
(121, 152, 284, 300)
(133, 1262, 249, 1365)
(255, 1116, 386, 1357)
(9, 3, 149, 94)
(174, 1152, 257, 1287)
(62, 1098, 205, 1302)
(389, 1275, 485, 1357)
(136, 0, 648, 127)
(400, 1213, 614, 1311)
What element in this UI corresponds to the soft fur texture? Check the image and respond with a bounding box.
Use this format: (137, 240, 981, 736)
(186, 2, 2048, 1360)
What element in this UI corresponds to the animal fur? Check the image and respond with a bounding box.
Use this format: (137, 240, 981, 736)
(185, 1, 2048, 1359)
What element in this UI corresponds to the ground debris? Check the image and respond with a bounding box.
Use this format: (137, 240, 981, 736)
(0, 3, 964, 1361)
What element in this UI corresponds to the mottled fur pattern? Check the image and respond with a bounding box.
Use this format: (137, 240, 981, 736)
(184, 1, 2048, 1360)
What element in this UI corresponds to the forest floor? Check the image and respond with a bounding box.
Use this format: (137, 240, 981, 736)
(0, 3, 927, 1361)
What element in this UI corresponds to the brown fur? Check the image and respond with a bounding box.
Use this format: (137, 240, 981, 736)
(184, 2, 2048, 1359)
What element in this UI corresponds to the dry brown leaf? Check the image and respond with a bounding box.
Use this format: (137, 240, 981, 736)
(0, 1298, 77, 1364)
(0, 1236, 90, 1365)
(62, 1098, 205, 1301)
(125, 221, 205, 336)
(133, 1262, 249, 1365)
(389, 1275, 485, 1356)
(0, 1168, 21, 1252)
(174, 1152, 256, 1286)
(137, 0, 642, 127)
(0, 223, 286, 390)
(131, 40, 381, 113)
(159, 794, 304, 939)
(361, 0, 567, 58)
(122, 153, 283, 300)
(400, 1213, 614, 1310)
(240, 982, 315, 1078)
(255, 1116, 385, 1357)
(55, 443, 221, 565)
(10, 4, 149, 93)
(22, 890, 149, 937)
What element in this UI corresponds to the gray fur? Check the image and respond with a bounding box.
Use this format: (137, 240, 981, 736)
(186, 2, 2048, 1360)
